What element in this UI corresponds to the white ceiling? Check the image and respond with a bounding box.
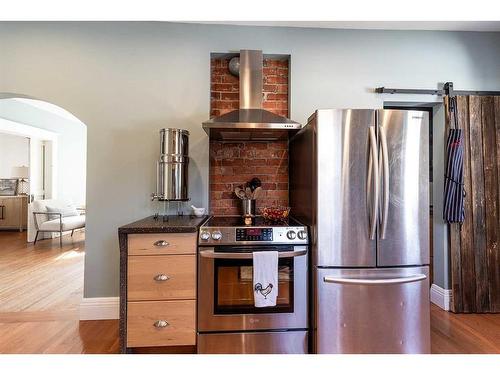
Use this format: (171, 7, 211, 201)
(193, 21, 500, 32)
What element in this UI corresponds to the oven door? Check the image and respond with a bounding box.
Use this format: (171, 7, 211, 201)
(198, 245, 308, 332)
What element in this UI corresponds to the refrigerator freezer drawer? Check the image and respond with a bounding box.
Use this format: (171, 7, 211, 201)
(315, 266, 430, 354)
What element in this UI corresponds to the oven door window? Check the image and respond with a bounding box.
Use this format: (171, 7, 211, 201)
(214, 258, 294, 314)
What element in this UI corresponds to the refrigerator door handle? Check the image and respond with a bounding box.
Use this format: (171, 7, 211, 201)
(368, 126, 379, 240)
(379, 125, 390, 239)
(323, 274, 427, 285)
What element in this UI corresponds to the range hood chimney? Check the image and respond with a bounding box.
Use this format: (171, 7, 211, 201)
(203, 50, 301, 141)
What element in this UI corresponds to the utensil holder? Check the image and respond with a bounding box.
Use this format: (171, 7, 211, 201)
(242, 199, 256, 217)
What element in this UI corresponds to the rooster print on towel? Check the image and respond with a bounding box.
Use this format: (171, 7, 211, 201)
(254, 283, 274, 299)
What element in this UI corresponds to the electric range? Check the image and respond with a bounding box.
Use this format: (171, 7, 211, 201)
(197, 216, 309, 354)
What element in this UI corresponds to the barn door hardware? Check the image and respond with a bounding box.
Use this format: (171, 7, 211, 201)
(375, 82, 500, 96)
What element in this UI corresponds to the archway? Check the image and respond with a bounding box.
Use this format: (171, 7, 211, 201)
(0, 95, 87, 320)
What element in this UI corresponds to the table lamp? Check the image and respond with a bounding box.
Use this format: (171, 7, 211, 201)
(12, 165, 29, 195)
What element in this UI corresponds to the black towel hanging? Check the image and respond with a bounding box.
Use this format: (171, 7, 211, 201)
(443, 96, 465, 224)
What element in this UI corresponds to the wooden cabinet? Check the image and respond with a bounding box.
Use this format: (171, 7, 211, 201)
(128, 233, 197, 256)
(127, 300, 196, 347)
(0, 196, 28, 231)
(128, 255, 196, 301)
(120, 228, 199, 352)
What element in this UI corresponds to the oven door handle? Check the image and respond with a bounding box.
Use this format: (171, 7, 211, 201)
(199, 249, 307, 259)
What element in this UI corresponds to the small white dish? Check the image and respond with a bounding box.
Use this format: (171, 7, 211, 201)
(191, 205, 206, 217)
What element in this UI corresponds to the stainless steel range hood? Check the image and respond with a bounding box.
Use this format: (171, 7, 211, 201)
(203, 50, 301, 141)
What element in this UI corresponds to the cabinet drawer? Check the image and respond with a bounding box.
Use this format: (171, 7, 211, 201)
(0, 197, 22, 228)
(127, 300, 196, 347)
(128, 255, 196, 301)
(128, 233, 196, 255)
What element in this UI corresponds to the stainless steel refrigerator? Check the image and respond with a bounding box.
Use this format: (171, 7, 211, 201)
(290, 109, 431, 354)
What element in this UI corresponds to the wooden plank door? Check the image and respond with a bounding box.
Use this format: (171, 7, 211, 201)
(446, 95, 500, 313)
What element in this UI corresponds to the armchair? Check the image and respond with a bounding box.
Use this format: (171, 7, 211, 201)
(30, 199, 86, 247)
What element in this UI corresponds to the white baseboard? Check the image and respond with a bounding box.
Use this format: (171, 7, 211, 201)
(79, 287, 453, 320)
(430, 284, 453, 311)
(80, 297, 119, 320)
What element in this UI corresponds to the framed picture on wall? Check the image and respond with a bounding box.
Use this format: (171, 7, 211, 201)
(0, 179, 18, 196)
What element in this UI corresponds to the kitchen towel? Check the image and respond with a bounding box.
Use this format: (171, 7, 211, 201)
(443, 96, 465, 223)
(253, 251, 278, 308)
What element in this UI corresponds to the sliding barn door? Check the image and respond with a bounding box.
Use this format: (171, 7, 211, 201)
(445, 95, 500, 313)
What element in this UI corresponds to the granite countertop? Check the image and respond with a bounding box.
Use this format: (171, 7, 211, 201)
(118, 215, 209, 234)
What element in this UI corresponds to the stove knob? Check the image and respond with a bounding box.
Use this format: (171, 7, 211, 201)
(286, 230, 296, 240)
(200, 231, 211, 241)
(297, 230, 307, 240)
(211, 230, 222, 241)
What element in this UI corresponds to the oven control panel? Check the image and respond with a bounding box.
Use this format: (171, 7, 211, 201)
(198, 226, 308, 245)
(236, 228, 273, 242)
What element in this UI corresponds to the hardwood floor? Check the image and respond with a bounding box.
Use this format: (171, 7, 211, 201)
(0, 230, 84, 312)
(0, 230, 118, 354)
(0, 231, 498, 353)
(0, 319, 119, 354)
(0, 304, 497, 354)
(430, 304, 500, 353)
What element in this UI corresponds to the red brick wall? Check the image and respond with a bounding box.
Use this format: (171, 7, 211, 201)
(210, 57, 289, 118)
(209, 56, 290, 216)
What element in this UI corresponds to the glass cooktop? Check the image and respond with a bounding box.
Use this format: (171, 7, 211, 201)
(204, 216, 303, 228)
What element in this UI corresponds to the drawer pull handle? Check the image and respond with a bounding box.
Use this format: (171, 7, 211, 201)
(153, 274, 170, 282)
(153, 320, 169, 328)
(154, 240, 170, 247)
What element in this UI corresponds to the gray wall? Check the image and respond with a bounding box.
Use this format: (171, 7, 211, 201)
(431, 104, 450, 288)
(1, 22, 499, 297)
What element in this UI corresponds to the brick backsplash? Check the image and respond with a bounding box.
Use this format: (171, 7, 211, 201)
(209, 141, 289, 216)
(210, 57, 289, 118)
(209, 56, 290, 216)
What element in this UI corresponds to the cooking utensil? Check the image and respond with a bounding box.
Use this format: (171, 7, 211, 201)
(249, 177, 262, 192)
(253, 186, 263, 199)
(245, 187, 252, 199)
(235, 186, 246, 199)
